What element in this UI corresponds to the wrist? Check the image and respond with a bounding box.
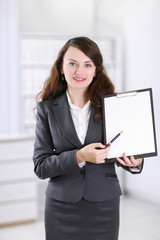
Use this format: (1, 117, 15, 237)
(77, 150, 85, 165)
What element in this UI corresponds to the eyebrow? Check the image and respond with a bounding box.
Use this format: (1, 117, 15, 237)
(68, 58, 93, 63)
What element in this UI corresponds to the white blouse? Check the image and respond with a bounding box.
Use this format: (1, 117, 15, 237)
(66, 91, 91, 167)
(66, 91, 91, 144)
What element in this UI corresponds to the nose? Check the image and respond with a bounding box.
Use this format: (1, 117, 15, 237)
(75, 64, 84, 74)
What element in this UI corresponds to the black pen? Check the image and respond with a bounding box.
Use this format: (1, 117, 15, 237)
(106, 131, 123, 148)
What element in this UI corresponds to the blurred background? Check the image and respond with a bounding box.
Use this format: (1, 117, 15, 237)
(0, 0, 160, 239)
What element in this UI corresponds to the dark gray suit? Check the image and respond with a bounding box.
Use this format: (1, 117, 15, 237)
(33, 92, 143, 240)
(33, 92, 142, 203)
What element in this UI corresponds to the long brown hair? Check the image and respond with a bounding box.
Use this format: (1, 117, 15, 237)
(36, 36, 114, 120)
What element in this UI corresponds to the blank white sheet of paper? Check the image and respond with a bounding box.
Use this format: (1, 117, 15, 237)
(103, 89, 157, 159)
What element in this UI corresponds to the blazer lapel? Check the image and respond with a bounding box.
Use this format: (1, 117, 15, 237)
(84, 105, 102, 145)
(52, 93, 83, 149)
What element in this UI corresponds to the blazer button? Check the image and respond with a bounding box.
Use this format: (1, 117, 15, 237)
(80, 169, 86, 175)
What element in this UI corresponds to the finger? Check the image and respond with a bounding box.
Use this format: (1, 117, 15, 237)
(130, 156, 142, 166)
(97, 147, 111, 159)
(95, 152, 109, 162)
(106, 143, 111, 148)
(95, 146, 111, 156)
(129, 155, 137, 165)
(97, 160, 106, 164)
(123, 153, 129, 162)
(136, 158, 143, 165)
(116, 157, 128, 166)
(116, 154, 134, 167)
(93, 145, 111, 163)
(94, 142, 106, 149)
(103, 145, 111, 151)
(124, 154, 136, 167)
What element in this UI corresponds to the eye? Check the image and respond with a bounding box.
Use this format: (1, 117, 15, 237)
(69, 62, 76, 66)
(85, 63, 92, 68)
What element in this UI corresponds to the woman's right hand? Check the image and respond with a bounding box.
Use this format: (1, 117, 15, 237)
(77, 143, 111, 165)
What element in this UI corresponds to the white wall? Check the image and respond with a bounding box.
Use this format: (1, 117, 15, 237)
(0, 0, 20, 134)
(18, 0, 94, 35)
(18, 0, 124, 36)
(93, 0, 124, 36)
(123, 0, 160, 204)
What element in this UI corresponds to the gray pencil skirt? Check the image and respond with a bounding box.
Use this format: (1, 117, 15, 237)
(45, 196, 120, 240)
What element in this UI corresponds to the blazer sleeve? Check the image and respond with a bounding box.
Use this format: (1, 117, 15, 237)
(33, 102, 80, 180)
(116, 159, 144, 174)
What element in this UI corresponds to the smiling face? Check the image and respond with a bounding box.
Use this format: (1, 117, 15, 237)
(62, 46, 96, 93)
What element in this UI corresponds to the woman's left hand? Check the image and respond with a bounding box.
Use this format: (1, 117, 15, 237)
(116, 153, 143, 167)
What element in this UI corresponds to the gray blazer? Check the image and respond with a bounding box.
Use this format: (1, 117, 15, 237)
(33, 92, 141, 203)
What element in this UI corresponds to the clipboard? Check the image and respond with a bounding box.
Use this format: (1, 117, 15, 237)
(103, 88, 157, 162)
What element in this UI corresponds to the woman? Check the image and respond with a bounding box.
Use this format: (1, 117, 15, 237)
(33, 36, 143, 240)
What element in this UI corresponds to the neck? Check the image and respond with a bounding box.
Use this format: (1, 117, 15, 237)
(67, 88, 88, 108)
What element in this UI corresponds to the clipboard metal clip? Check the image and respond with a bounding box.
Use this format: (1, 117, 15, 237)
(116, 91, 137, 98)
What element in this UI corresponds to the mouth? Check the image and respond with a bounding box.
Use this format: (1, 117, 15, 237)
(73, 77, 86, 82)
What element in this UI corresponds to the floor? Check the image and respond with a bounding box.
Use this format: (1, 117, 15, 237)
(0, 196, 160, 240)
